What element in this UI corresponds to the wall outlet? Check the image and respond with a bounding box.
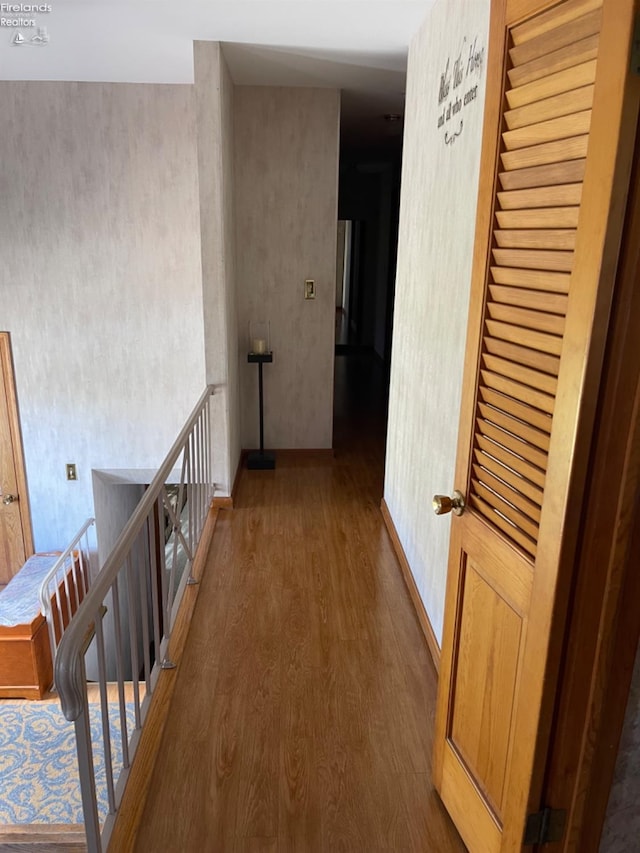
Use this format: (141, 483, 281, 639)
(66, 463, 77, 481)
(304, 279, 315, 299)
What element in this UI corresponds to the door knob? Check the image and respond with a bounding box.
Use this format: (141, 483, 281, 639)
(2, 494, 17, 506)
(433, 490, 465, 516)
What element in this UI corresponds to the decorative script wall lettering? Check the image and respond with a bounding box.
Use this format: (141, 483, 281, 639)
(437, 35, 485, 146)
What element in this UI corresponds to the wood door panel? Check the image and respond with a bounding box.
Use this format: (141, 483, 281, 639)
(440, 746, 502, 853)
(434, 0, 640, 848)
(459, 511, 534, 614)
(450, 560, 524, 814)
(0, 340, 28, 583)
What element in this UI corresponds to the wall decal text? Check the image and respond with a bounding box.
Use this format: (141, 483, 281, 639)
(437, 35, 485, 145)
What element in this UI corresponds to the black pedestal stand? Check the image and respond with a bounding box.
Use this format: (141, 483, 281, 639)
(247, 351, 275, 470)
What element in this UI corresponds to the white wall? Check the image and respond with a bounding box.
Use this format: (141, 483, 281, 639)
(194, 42, 241, 493)
(0, 82, 206, 551)
(384, 0, 490, 644)
(234, 87, 340, 450)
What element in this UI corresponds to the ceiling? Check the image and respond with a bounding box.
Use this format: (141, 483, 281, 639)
(0, 1, 436, 150)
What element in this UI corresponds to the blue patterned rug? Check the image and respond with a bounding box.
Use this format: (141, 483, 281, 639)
(0, 699, 135, 825)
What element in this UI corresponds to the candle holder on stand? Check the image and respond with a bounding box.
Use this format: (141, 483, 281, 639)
(247, 321, 275, 470)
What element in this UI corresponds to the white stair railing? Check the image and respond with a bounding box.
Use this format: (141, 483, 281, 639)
(38, 517, 95, 681)
(55, 386, 218, 852)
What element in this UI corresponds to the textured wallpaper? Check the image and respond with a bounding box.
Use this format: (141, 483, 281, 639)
(0, 81, 206, 551)
(384, 0, 490, 644)
(194, 42, 241, 494)
(234, 87, 340, 450)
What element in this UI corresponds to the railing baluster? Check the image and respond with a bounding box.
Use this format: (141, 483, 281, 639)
(69, 553, 81, 623)
(61, 561, 73, 635)
(126, 553, 142, 730)
(94, 613, 116, 816)
(157, 490, 175, 668)
(110, 577, 130, 770)
(73, 657, 102, 853)
(187, 434, 194, 562)
(55, 387, 217, 849)
(138, 524, 152, 694)
(205, 396, 212, 504)
(39, 519, 96, 684)
(196, 412, 202, 540)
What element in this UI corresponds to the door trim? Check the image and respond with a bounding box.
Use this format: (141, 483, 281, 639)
(539, 106, 640, 852)
(0, 332, 34, 562)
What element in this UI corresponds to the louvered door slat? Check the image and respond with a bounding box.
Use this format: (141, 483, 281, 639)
(488, 286, 568, 315)
(477, 403, 550, 451)
(503, 111, 591, 151)
(478, 419, 549, 469)
(472, 464, 542, 522)
(468, 0, 602, 557)
(490, 267, 570, 293)
(482, 355, 558, 396)
(504, 86, 593, 130)
(510, 0, 601, 45)
(505, 60, 596, 109)
(498, 183, 583, 209)
(485, 320, 563, 356)
(475, 435, 546, 488)
(486, 304, 565, 335)
(481, 372, 555, 415)
(499, 159, 586, 191)
(508, 7, 601, 66)
(501, 135, 588, 171)
(491, 249, 574, 272)
(470, 495, 537, 556)
(494, 230, 576, 250)
(495, 208, 580, 229)
(508, 35, 599, 88)
(472, 480, 540, 540)
(483, 338, 561, 376)
(474, 449, 545, 505)
(479, 388, 552, 434)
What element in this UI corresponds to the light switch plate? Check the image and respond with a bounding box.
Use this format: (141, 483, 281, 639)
(66, 463, 77, 481)
(304, 279, 315, 299)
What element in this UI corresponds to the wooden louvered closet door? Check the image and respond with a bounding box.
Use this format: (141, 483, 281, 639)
(433, 0, 639, 850)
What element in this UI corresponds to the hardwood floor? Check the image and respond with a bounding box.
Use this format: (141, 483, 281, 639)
(133, 354, 465, 852)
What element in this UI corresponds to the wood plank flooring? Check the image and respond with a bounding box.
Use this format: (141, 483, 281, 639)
(133, 355, 465, 852)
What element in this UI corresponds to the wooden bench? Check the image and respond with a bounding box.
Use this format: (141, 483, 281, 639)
(0, 552, 86, 700)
